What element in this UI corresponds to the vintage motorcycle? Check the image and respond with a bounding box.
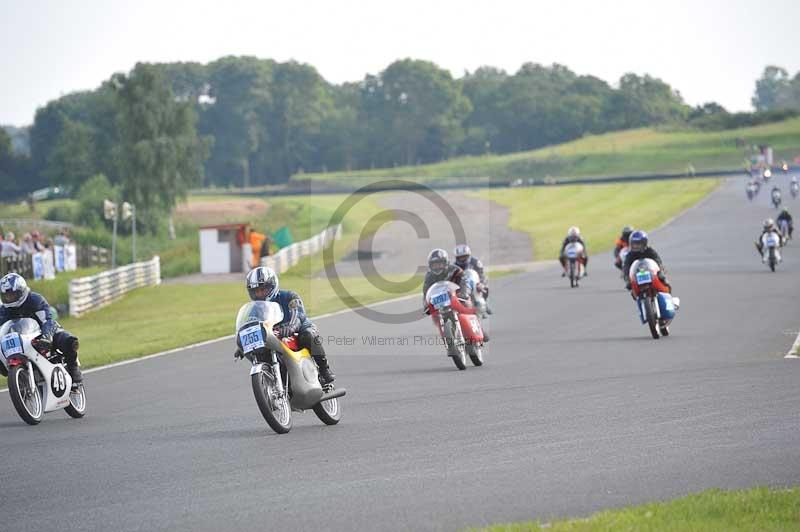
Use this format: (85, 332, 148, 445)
(234, 301, 345, 434)
(772, 188, 782, 209)
(564, 242, 585, 288)
(790, 181, 799, 199)
(425, 281, 485, 370)
(628, 258, 678, 340)
(1, 318, 86, 425)
(761, 231, 783, 272)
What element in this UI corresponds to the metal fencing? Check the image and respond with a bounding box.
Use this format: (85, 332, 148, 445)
(261, 224, 342, 273)
(69, 256, 161, 317)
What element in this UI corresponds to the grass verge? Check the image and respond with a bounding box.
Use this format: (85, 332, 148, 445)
(475, 487, 800, 531)
(476, 178, 720, 260)
(296, 118, 800, 186)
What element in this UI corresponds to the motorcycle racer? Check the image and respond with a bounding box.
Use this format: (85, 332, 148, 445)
(238, 266, 335, 385)
(0, 273, 82, 384)
(623, 231, 672, 292)
(559, 226, 588, 277)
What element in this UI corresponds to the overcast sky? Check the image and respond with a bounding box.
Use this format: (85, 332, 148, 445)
(2, 0, 799, 126)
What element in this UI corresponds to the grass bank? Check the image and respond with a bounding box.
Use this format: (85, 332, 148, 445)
(296, 118, 800, 186)
(476, 178, 720, 260)
(476, 487, 800, 531)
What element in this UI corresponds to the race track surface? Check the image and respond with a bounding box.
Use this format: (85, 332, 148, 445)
(2, 176, 800, 532)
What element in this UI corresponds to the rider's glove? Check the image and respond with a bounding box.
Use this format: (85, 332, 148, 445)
(276, 324, 296, 338)
(423, 306, 431, 315)
(233, 347, 244, 360)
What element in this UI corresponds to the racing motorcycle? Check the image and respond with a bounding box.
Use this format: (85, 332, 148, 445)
(1, 318, 86, 425)
(790, 181, 799, 199)
(761, 231, 783, 272)
(628, 259, 678, 340)
(234, 301, 345, 434)
(462, 269, 489, 317)
(779, 219, 792, 242)
(746, 181, 758, 201)
(425, 281, 485, 370)
(564, 241, 585, 288)
(772, 188, 782, 209)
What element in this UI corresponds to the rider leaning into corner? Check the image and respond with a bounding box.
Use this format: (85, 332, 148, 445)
(613, 225, 633, 270)
(776, 209, 794, 239)
(235, 266, 335, 385)
(0, 273, 83, 385)
(623, 231, 675, 294)
(755, 218, 785, 255)
(422, 248, 489, 341)
(559, 226, 589, 277)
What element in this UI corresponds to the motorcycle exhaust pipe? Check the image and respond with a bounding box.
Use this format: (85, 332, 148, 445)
(319, 388, 347, 402)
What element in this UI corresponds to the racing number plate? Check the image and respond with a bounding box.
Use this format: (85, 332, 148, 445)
(635, 270, 653, 285)
(431, 291, 451, 310)
(239, 324, 265, 353)
(1, 332, 23, 357)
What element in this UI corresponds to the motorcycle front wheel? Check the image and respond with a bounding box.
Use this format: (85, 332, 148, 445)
(8, 365, 43, 425)
(445, 320, 467, 370)
(251, 368, 292, 434)
(769, 248, 776, 272)
(644, 297, 660, 340)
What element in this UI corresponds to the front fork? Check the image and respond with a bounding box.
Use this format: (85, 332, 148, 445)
(26, 361, 36, 396)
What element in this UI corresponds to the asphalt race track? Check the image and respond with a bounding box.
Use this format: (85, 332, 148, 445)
(2, 176, 800, 532)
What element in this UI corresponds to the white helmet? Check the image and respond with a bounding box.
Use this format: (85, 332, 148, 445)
(567, 226, 581, 242)
(454, 244, 471, 265)
(0, 273, 30, 308)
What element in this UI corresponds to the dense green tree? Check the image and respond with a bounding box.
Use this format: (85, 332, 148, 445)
(111, 63, 211, 231)
(42, 118, 95, 188)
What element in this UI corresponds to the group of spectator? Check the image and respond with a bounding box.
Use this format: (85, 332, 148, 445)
(0, 228, 72, 258)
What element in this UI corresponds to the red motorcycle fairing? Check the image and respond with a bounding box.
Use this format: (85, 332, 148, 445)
(428, 292, 484, 344)
(280, 335, 299, 351)
(629, 262, 670, 297)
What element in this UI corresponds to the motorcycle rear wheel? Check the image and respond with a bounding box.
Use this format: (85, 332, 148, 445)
(8, 365, 43, 425)
(313, 389, 341, 425)
(65, 384, 87, 418)
(252, 369, 292, 434)
(467, 343, 484, 366)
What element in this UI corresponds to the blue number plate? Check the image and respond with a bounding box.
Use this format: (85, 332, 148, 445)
(1, 332, 23, 358)
(239, 325, 265, 353)
(431, 292, 451, 309)
(635, 271, 653, 285)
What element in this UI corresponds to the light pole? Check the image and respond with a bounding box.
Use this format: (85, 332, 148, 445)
(122, 202, 136, 262)
(103, 199, 118, 268)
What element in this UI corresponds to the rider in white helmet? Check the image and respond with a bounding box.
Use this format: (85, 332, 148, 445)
(559, 226, 588, 277)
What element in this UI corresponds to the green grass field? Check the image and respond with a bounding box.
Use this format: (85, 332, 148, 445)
(295, 118, 800, 186)
(476, 178, 720, 260)
(476, 487, 800, 531)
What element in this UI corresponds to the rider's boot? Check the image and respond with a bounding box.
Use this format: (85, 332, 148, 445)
(314, 355, 335, 385)
(63, 337, 83, 386)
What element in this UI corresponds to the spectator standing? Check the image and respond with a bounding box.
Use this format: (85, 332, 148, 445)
(1, 232, 21, 257)
(20, 233, 35, 255)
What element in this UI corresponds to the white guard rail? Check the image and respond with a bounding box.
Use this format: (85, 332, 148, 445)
(69, 256, 161, 317)
(261, 224, 342, 273)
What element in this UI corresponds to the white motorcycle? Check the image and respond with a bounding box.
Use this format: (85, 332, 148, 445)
(564, 242, 585, 288)
(772, 188, 782, 209)
(761, 231, 783, 272)
(791, 181, 799, 199)
(1, 318, 86, 425)
(462, 269, 488, 318)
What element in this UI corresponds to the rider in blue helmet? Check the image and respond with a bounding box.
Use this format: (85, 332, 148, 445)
(622, 230, 671, 291)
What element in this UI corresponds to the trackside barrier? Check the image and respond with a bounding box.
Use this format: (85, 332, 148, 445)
(261, 225, 342, 273)
(69, 256, 161, 317)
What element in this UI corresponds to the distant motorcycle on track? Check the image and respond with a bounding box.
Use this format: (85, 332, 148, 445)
(772, 188, 782, 209)
(564, 241, 585, 288)
(1, 318, 87, 425)
(234, 301, 345, 434)
(760, 231, 783, 272)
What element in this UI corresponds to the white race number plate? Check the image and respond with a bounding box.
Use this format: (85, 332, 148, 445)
(1, 332, 23, 357)
(431, 292, 451, 310)
(635, 271, 653, 285)
(239, 325, 265, 353)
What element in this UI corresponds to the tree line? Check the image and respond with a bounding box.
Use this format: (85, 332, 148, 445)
(3, 60, 799, 204)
